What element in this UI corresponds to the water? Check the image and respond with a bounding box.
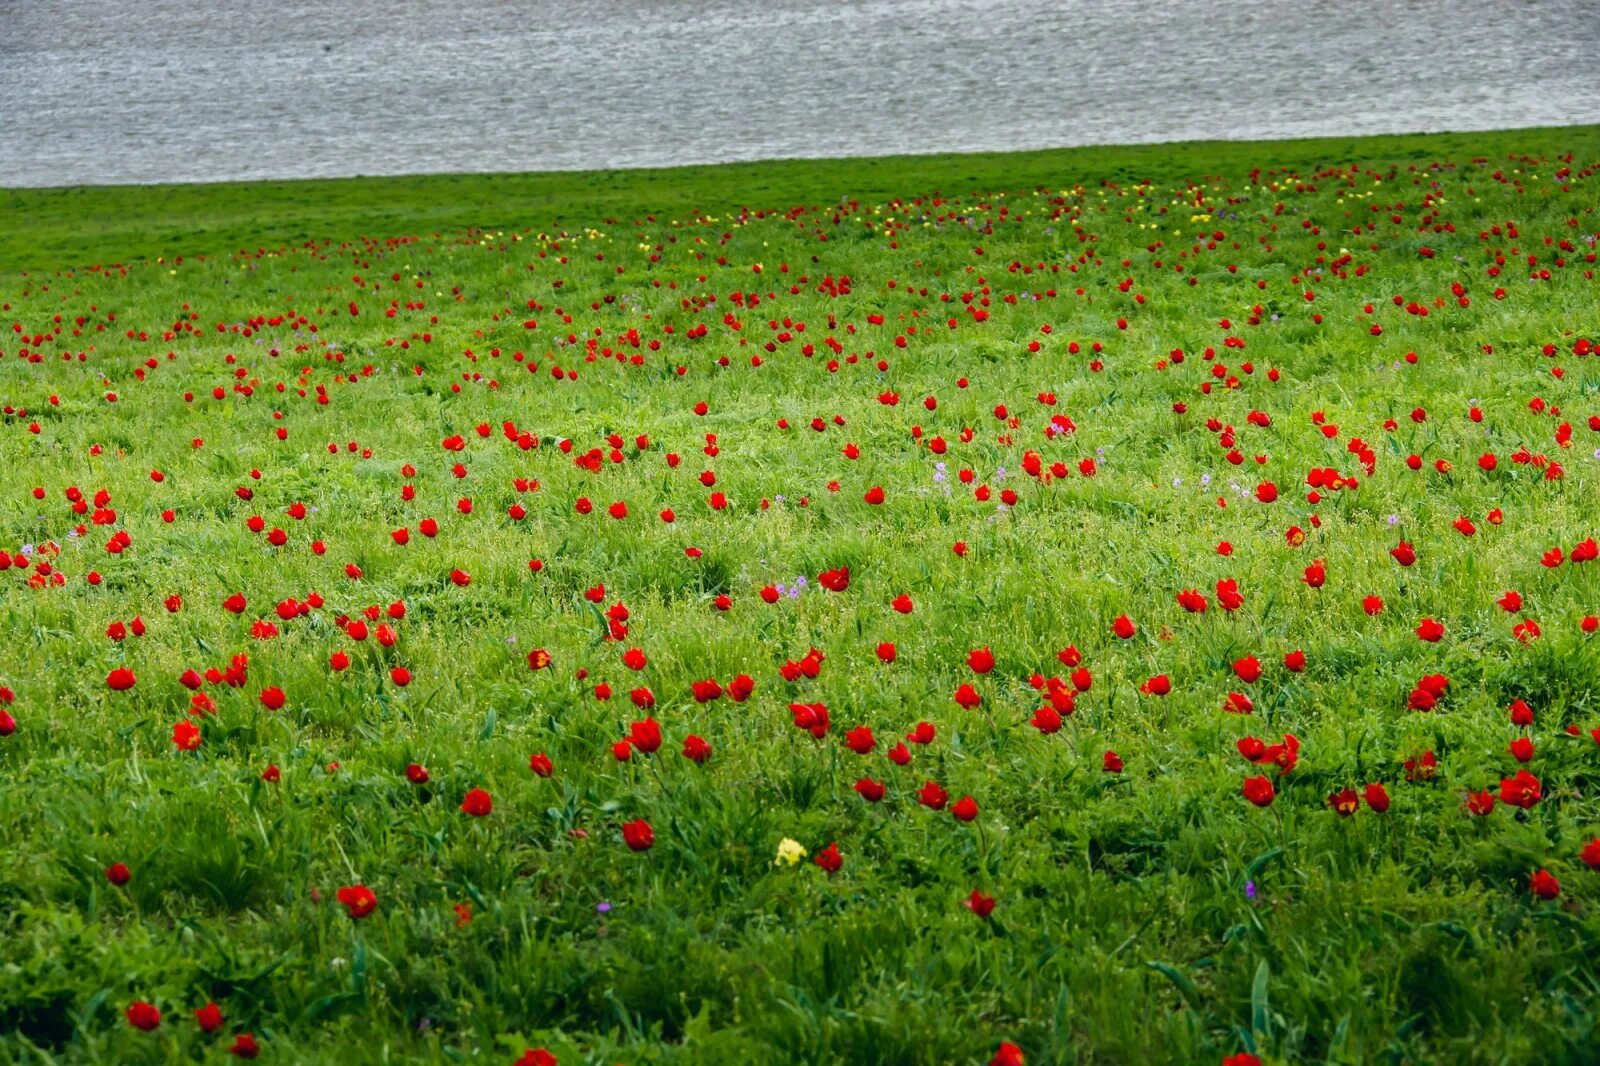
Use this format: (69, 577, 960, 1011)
(1, 0, 1597, 188)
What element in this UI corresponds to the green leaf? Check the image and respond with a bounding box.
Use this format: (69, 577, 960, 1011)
(350, 937, 369, 988)
(1327, 1014, 1351, 1063)
(1251, 958, 1271, 1038)
(681, 1000, 715, 1045)
(75, 987, 112, 1029)
(1245, 847, 1284, 881)
(1146, 961, 1204, 1011)
(303, 990, 361, 1022)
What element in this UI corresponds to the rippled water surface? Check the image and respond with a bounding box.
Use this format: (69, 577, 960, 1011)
(2, 0, 1598, 187)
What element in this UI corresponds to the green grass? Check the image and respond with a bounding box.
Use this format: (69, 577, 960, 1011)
(1, 125, 1599, 1065)
(3, 125, 1596, 273)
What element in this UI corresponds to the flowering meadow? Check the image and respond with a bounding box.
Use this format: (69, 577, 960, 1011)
(3, 127, 1600, 1065)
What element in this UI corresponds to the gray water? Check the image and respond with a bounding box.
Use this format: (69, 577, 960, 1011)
(1, 0, 1597, 188)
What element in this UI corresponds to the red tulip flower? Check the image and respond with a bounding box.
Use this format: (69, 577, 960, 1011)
(621, 818, 654, 851)
(195, 1002, 224, 1033)
(460, 788, 493, 817)
(964, 889, 996, 918)
(1242, 775, 1276, 807)
(126, 1001, 162, 1031)
(512, 1051, 556, 1066)
(1499, 770, 1542, 808)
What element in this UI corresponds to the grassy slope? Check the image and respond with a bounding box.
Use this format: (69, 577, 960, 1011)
(0, 127, 1599, 1066)
(3, 126, 1597, 273)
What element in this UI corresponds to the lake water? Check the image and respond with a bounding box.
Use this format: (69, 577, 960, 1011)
(2, 0, 1597, 188)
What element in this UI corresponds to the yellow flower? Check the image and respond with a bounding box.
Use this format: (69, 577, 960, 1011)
(774, 838, 807, 867)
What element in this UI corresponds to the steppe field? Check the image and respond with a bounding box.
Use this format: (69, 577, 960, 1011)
(2, 127, 1600, 1064)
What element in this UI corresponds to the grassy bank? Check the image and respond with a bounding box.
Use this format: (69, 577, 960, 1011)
(1, 127, 1599, 1064)
(4, 125, 1597, 272)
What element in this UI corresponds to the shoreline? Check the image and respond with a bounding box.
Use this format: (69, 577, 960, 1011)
(9, 121, 1599, 195)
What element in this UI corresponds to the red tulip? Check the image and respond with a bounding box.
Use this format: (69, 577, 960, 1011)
(621, 818, 654, 851)
(990, 1043, 1025, 1066)
(512, 1051, 556, 1066)
(1581, 838, 1600, 869)
(1140, 674, 1171, 696)
(1499, 770, 1542, 808)
(126, 1001, 161, 1031)
(844, 725, 875, 754)
(337, 884, 377, 918)
(628, 717, 662, 754)
(1242, 775, 1275, 807)
(172, 721, 201, 751)
(854, 778, 885, 803)
(195, 1002, 223, 1033)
